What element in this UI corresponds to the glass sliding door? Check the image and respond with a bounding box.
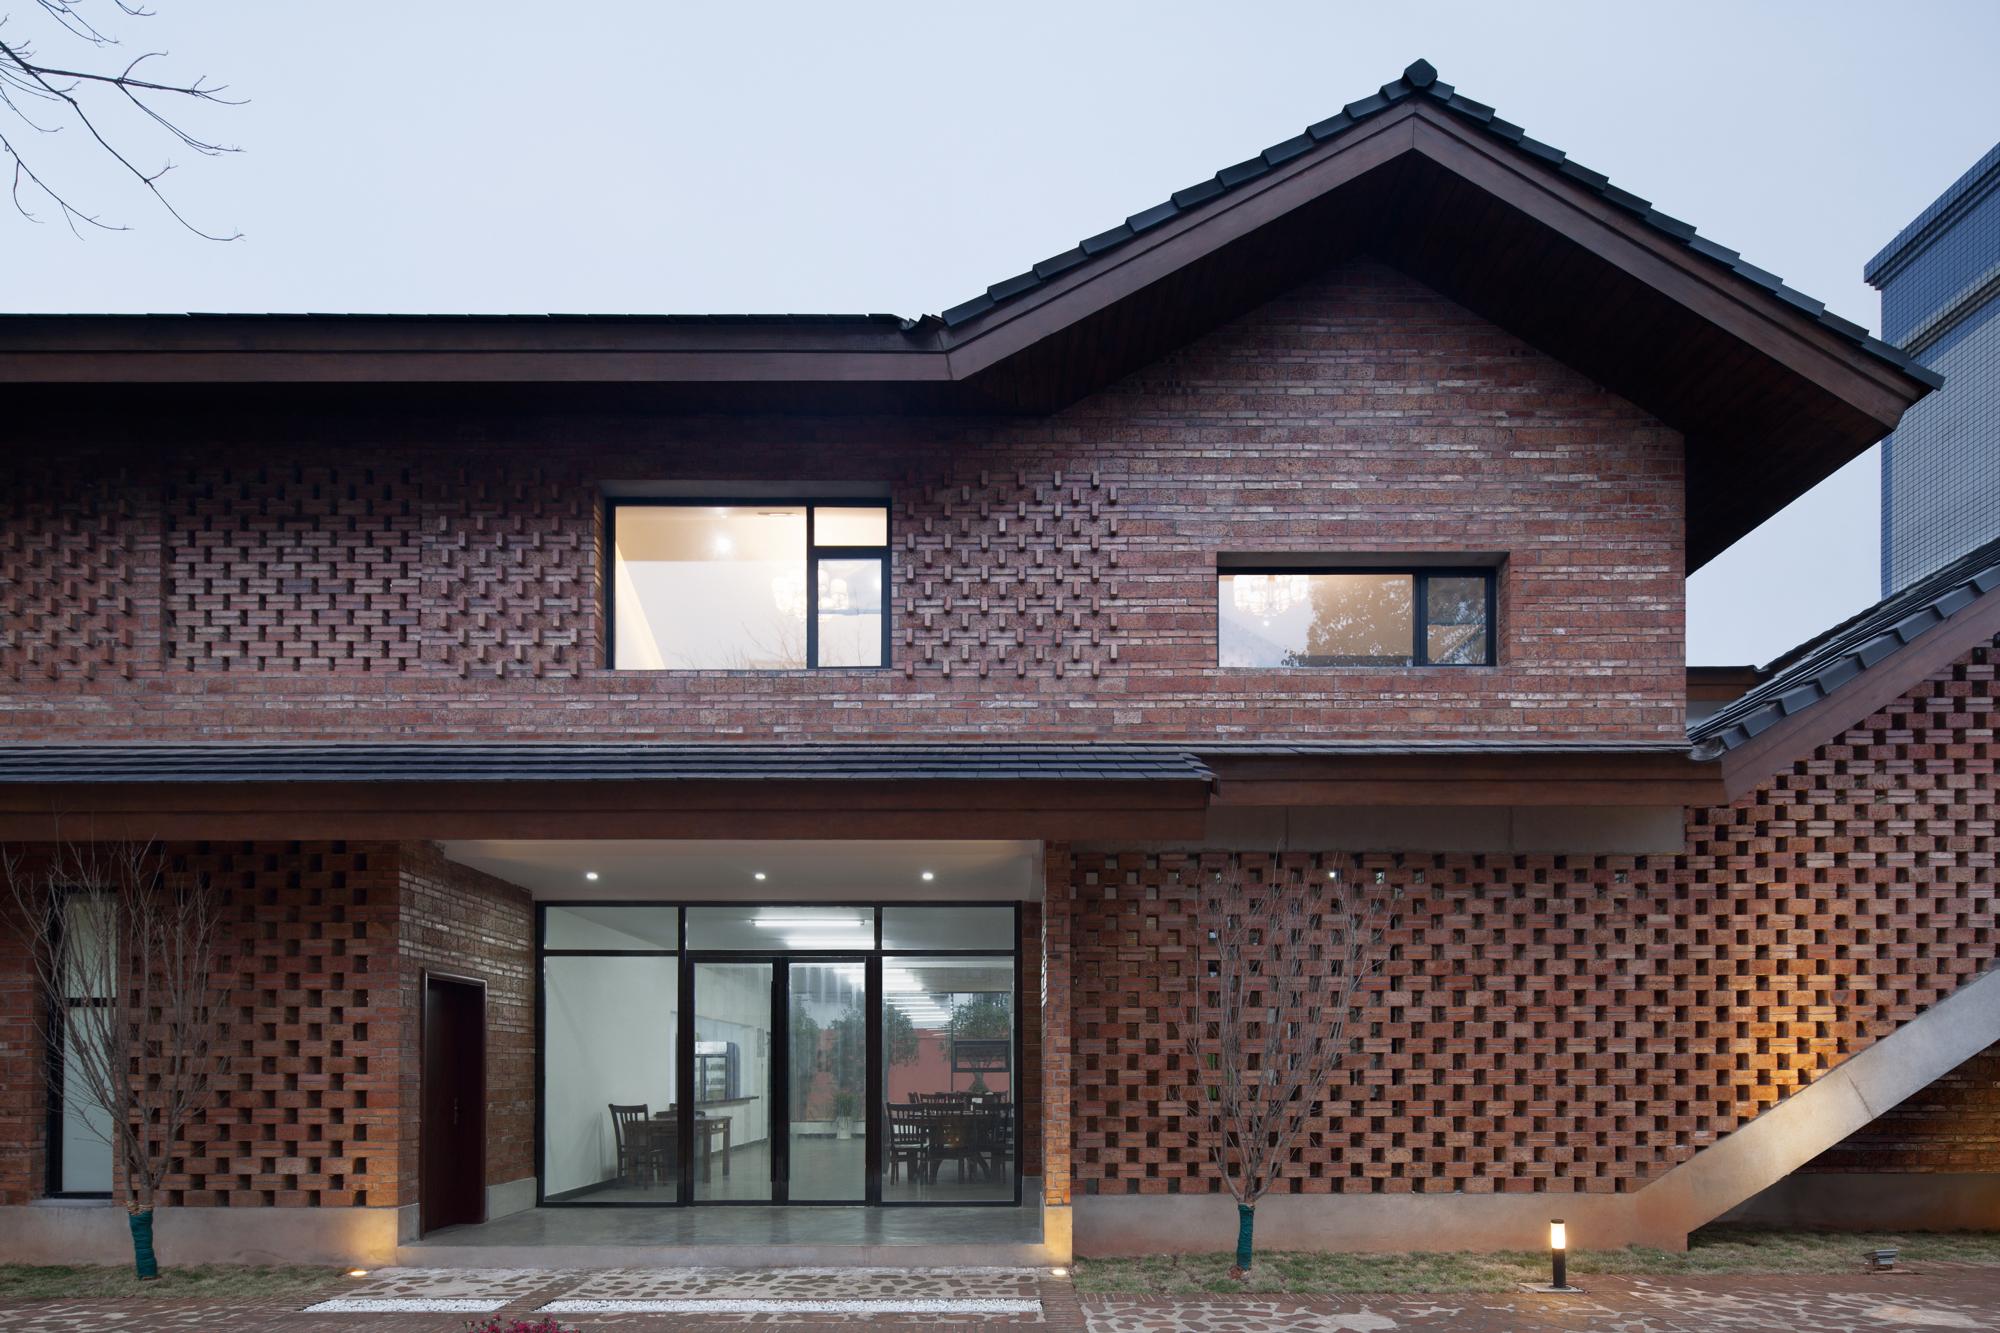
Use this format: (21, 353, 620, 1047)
(538, 900, 1019, 1208)
(541, 907, 679, 1204)
(691, 961, 774, 1202)
(786, 959, 868, 1202)
(881, 954, 1016, 1203)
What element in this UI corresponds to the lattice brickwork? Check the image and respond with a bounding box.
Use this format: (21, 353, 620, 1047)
(1065, 640, 2000, 1196)
(163, 841, 402, 1207)
(166, 464, 425, 673)
(897, 469, 1123, 679)
(429, 465, 598, 679)
(0, 460, 159, 682)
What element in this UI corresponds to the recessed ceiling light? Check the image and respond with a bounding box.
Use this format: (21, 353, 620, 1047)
(585, 871, 600, 881)
(754, 871, 768, 881)
(920, 870, 935, 882)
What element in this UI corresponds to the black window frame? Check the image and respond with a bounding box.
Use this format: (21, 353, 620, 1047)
(604, 498, 893, 672)
(1217, 564, 1498, 668)
(534, 900, 1023, 1210)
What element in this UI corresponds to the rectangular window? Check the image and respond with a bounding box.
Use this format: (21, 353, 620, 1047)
(610, 501, 888, 670)
(51, 891, 114, 1197)
(1218, 566, 1495, 667)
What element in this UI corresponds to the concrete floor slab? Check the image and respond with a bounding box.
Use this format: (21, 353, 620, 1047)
(397, 1196, 1059, 1268)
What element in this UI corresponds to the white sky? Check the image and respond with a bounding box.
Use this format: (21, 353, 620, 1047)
(5, 0, 1996, 666)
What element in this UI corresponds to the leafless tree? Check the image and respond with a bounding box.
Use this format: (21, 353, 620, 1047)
(0, 1, 240, 237)
(4, 840, 230, 1278)
(1180, 852, 1384, 1275)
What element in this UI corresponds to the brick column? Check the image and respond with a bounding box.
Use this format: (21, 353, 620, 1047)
(1041, 842, 1072, 1209)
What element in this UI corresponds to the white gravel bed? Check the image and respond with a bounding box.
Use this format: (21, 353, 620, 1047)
(304, 1297, 509, 1312)
(539, 1296, 1043, 1315)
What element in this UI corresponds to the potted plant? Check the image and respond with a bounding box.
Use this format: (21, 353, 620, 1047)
(832, 1090, 860, 1140)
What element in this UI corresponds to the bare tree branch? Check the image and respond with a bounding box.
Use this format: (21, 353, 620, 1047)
(3, 838, 230, 1271)
(1180, 852, 1387, 1270)
(0, 1, 239, 237)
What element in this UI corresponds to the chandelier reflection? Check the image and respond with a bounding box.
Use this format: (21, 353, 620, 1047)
(771, 568, 853, 616)
(1230, 573, 1310, 620)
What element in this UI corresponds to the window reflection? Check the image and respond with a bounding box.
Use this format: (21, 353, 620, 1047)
(1221, 572, 1415, 666)
(1219, 568, 1492, 667)
(613, 506, 807, 669)
(612, 503, 889, 670)
(882, 957, 1014, 1203)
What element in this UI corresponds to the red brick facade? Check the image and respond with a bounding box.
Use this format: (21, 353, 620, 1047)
(0, 262, 1686, 743)
(394, 843, 536, 1191)
(0, 840, 533, 1209)
(1062, 636, 1999, 1198)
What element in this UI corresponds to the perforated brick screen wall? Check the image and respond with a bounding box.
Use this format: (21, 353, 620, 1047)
(1, 261, 1687, 742)
(1061, 639, 2000, 1197)
(0, 840, 535, 1208)
(160, 841, 402, 1207)
(0, 459, 160, 683)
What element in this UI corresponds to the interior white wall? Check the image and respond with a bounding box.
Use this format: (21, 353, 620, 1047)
(693, 962, 773, 1154)
(543, 954, 678, 1197)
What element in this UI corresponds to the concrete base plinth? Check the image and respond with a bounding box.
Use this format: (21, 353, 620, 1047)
(0, 1201, 416, 1266)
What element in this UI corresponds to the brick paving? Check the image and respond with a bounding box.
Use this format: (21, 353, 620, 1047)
(3, 1269, 2000, 1332)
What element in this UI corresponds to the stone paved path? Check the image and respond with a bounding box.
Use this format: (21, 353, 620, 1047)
(0, 1268, 1997, 1331)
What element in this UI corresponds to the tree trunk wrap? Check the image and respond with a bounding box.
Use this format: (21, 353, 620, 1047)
(1235, 1202, 1255, 1271)
(128, 1208, 158, 1280)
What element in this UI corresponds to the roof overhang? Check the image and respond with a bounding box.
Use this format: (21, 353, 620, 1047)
(0, 65, 1934, 571)
(0, 740, 1718, 842)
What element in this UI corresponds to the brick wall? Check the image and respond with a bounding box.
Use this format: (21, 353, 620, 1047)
(1806, 1038, 2000, 1174)
(0, 261, 1686, 743)
(1063, 636, 2000, 1197)
(0, 882, 48, 1204)
(171, 841, 404, 1207)
(396, 842, 536, 1189)
(0, 839, 535, 1209)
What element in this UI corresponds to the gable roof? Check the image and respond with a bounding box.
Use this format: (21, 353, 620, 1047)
(1692, 531, 2000, 780)
(0, 61, 1938, 571)
(940, 58, 1932, 387)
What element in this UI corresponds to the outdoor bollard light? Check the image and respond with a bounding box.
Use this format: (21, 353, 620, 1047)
(1550, 1218, 1567, 1291)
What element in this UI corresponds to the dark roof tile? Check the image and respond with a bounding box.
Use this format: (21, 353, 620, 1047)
(1693, 530, 2000, 753)
(930, 59, 1939, 391)
(1126, 200, 1180, 234)
(0, 742, 1218, 786)
(1215, 157, 1272, 188)
(1306, 111, 1353, 141)
(1263, 134, 1315, 167)
(1080, 225, 1133, 255)
(1172, 178, 1226, 208)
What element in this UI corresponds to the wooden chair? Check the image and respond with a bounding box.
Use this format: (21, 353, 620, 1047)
(887, 1105, 929, 1185)
(609, 1103, 663, 1185)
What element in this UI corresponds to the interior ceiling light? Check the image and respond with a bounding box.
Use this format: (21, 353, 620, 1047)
(920, 870, 936, 881)
(753, 871, 768, 881)
(584, 871, 600, 881)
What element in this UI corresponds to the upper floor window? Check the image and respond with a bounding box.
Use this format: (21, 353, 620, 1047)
(1218, 566, 1495, 667)
(610, 501, 888, 670)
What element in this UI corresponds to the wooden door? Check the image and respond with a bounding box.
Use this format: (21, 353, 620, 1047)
(421, 973, 487, 1233)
